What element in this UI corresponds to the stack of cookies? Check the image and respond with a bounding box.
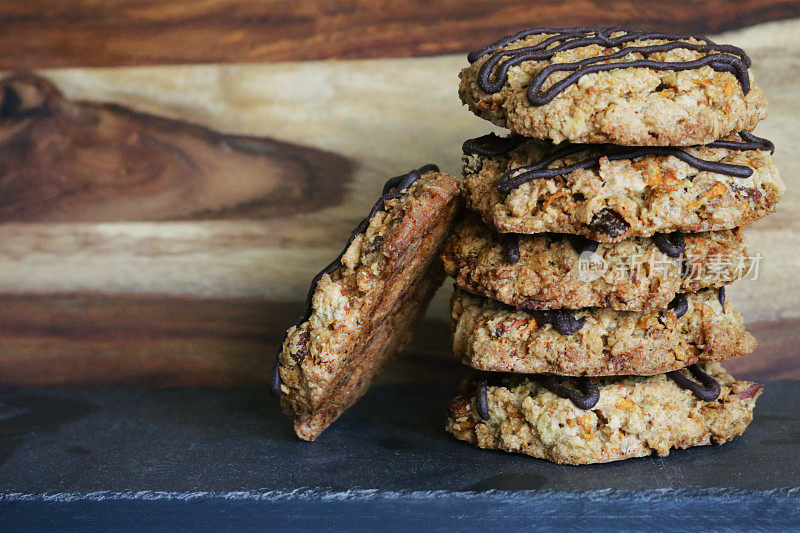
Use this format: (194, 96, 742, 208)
(443, 28, 785, 464)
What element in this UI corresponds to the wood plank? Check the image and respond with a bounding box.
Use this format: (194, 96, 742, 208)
(725, 319, 800, 381)
(0, 1, 799, 68)
(0, 293, 792, 387)
(0, 293, 293, 387)
(0, 73, 354, 222)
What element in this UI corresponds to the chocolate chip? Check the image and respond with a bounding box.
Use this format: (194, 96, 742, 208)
(590, 209, 630, 238)
(552, 310, 587, 335)
(474, 379, 490, 420)
(529, 309, 586, 335)
(504, 234, 521, 264)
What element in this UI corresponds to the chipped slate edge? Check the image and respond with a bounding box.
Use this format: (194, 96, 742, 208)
(1, 487, 799, 502)
(4, 488, 800, 530)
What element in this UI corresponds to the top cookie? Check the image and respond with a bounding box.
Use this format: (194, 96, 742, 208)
(274, 166, 460, 441)
(460, 27, 767, 145)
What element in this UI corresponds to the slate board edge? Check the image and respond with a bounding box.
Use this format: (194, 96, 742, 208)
(2, 486, 800, 500)
(3, 488, 800, 531)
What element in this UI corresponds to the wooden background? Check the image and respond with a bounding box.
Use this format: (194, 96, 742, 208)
(0, 1, 798, 387)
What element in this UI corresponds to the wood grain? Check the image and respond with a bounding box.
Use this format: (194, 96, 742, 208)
(4, 19, 796, 324)
(0, 292, 458, 387)
(0, 20, 798, 387)
(0, 73, 353, 222)
(0, 293, 792, 387)
(0, 1, 799, 68)
(0, 293, 286, 387)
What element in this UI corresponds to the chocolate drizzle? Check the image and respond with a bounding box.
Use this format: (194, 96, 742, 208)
(497, 132, 772, 194)
(294, 164, 438, 328)
(468, 28, 752, 105)
(708, 130, 775, 154)
(666, 364, 721, 401)
(538, 375, 601, 410)
(472, 372, 599, 412)
(270, 164, 440, 397)
(461, 130, 773, 195)
(652, 232, 686, 257)
(462, 133, 525, 157)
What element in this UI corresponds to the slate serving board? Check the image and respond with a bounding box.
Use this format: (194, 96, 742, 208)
(1, 383, 799, 530)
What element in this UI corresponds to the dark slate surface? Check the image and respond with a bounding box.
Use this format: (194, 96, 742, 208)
(1, 383, 799, 530)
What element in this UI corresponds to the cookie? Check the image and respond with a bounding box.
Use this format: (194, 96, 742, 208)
(462, 132, 783, 242)
(446, 363, 761, 464)
(460, 28, 767, 146)
(441, 214, 751, 311)
(451, 288, 755, 376)
(274, 166, 460, 441)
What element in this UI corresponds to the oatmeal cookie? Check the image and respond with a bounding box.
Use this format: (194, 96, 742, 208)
(275, 166, 460, 441)
(462, 132, 783, 242)
(446, 363, 761, 464)
(441, 214, 750, 311)
(460, 28, 767, 145)
(451, 288, 755, 376)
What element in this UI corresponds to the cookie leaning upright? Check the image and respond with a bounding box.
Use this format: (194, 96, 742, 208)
(459, 28, 767, 145)
(274, 166, 460, 441)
